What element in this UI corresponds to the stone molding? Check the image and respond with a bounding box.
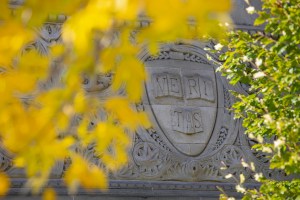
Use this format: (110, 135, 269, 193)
(2, 1, 290, 199)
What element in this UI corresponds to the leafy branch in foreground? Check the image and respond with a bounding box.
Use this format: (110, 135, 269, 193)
(215, 0, 300, 199)
(0, 0, 231, 197)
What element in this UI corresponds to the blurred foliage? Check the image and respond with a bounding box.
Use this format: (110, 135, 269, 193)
(215, 0, 300, 199)
(0, 0, 231, 198)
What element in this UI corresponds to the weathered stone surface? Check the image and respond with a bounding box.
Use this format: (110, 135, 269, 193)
(144, 56, 219, 157)
(2, 0, 288, 199)
(0, 34, 273, 200)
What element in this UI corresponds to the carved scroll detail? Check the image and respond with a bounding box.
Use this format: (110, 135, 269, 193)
(145, 51, 209, 64)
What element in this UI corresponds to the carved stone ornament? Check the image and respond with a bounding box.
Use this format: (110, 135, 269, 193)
(113, 43, 238, 182)
(0, 34, 284, 186)
(0, 4, 289, 197)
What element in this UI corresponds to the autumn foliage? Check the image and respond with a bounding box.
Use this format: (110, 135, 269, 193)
(0, 0, 231, 197)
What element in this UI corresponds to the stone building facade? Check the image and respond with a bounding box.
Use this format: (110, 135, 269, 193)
(1, 0, 289, 199)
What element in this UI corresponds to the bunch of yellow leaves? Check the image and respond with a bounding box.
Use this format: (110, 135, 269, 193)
(0, 0, 231, 198)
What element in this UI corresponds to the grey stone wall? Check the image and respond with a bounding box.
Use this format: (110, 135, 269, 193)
(2, 0, 288, 199)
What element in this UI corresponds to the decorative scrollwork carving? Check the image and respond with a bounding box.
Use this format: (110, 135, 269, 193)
(217, 146, 250, 181)
(223, 87, 232, 114)
(25, 24, 62, 55)
(146, 128, 171, 152)
(0, 149, 12, 172)
(145, 50, 209, 64)
(82, 73, 113, 93)
(213, 127, 229, 150)
(145, 51, 170, 61)
(248, 138, 270, 165)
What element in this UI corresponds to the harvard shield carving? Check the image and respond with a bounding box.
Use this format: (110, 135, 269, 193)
(143, 46, 218, 156)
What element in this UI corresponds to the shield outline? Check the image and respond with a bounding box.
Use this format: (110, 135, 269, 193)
(138, 43, 238, 158)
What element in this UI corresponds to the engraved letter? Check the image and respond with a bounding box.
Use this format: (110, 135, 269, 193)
(193, 112, 203, 132)
(184, 111, 194, 134)
(169, 74, 183, 97)
(171, 109, 184, 133)
(152, 73, 183, 98)
(153, 73, 169, 97)
(184, 76, 201, 99)
(171, 108, 204, 134)
(199, 77, 214, 102)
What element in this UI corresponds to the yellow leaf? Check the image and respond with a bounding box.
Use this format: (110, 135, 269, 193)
(50, 44, 65, 57)
(0, 1, 10, 20)
(74, 91, 87, 113)
(14, 156, 26, 167)
(0, 172, 10, 196)
(0, 21, 33, 67)
(64, 155, 107, 193)
(148, 43, 159, 56)
(138, 112, 151, 128)
(43, 188, 56, 200)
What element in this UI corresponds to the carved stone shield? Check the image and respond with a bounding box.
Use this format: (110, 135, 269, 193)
(141, 44, 219, 156)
